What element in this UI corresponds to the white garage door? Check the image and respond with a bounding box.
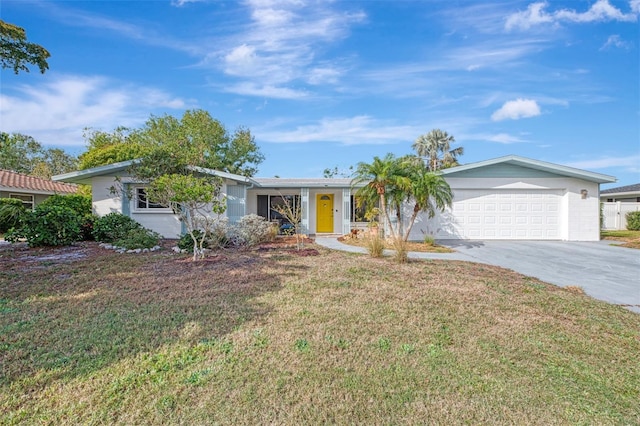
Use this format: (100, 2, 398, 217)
(447, 189, 562, 240)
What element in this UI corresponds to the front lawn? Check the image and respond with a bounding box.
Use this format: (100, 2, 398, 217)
(1, 241, 638, 424)
(601, 229, 640, 249)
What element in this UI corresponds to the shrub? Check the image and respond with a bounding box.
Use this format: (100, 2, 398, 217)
(392, 237, 408, 264)
(0, 198, 27, 233)
(113, 228, 161, 250)
(93, 213, 143, 243)
(207, 218, 232, 249)
(178, 229, 209, 251)
(423, 234, 436, 246)
(365, 234, 384, 258)
(626, 211, 640, 231)
(81, 214, 99, 241)
(6, 205, 83, 247)
(39, 194, 91, 216)
(234, 214, 276, 246)
(39, 194, 94, 240)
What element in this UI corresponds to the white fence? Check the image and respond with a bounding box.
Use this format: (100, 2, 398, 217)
(602, 202, 640, 230)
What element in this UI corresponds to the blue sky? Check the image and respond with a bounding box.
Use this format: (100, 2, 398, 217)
(1, 0, 638, 187)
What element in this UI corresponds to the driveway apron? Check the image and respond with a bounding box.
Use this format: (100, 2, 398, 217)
(439, 240, 640, 313)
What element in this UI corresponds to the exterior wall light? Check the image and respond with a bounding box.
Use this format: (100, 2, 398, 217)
(580, 189, 588, 199)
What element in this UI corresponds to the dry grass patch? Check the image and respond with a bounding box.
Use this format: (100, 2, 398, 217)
(1, 241, 639, 424)
(601, 230, 640, 249)
(338, 235, 453, 253)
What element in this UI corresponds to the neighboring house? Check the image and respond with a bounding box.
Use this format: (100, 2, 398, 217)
(53, 155, 615, 241)
(600, 183, 640, 230)
(600, 183, 640, 202)
(0, 169, 78, 209)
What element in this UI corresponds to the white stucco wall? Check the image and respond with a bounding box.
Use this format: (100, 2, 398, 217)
(92, 176, 125, 216)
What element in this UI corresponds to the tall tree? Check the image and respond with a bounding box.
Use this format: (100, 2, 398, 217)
(0, 20, 50, 74)
(79, 110, 264, 177)
(412, 129, 463, 171)
(78, 128, 147, 170)
(145, 174, 226, 261)
(351, 154, 410, 240)
(31, 149, 78, 179)
(401, 158, 452, 241)
(0, 132, 76, 178)
(0, 132, 42, 173)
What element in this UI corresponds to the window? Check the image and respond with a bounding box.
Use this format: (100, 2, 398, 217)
(350, 195, 374, 222)
(256, 194, 300, 232)
(135, 188, 165, 210)
(10, 194, 34, 210)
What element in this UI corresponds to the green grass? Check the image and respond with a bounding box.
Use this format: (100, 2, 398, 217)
(1, 242, 639, 424)
(601, 230, 640, 249)
(601, 229, 640, 239)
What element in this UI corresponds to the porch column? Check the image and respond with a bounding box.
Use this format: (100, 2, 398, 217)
(342, 187, 351, 235)
(301, 188, 309, 234)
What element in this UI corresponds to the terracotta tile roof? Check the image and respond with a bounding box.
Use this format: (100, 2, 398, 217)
(0, 169, 77, 194)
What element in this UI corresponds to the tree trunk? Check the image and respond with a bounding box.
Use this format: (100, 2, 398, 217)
(404, 204, 420, 242)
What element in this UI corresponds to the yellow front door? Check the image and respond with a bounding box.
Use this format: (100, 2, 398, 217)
(316, 194, 334, 233)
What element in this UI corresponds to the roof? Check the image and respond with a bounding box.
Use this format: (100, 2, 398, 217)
(600, 183, 640, 195)
(254, 178, 353, 188)
(0, 169, 78, 195)
(440, 155, 616, 184)
(52, 160, 257, 186)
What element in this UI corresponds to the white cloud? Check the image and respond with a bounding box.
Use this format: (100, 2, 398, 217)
(506, 0, 639, 31)
(307, 67, 342, 85)
(505, 2, 554, 30)
(486, 133, 526, 144)
(600, 34, 631, 50)
(222, 82, 308, 99)
(564, 155, 640, 170)
(256, 116, 418, 145)
(217, 1, 365, 97)
(0, 74, 187, 147)
(491, 98, 541, 121)
(171, 0, 205, 7)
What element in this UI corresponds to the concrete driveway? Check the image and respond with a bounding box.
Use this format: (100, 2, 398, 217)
(438, 240, 640, 313)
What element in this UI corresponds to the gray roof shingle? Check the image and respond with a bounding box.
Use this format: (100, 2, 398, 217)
(601, 183, 640, 194)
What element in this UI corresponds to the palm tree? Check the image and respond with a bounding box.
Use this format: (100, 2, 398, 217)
(402, 158, 453, 242)
(412, 129, 463, 171)
(351, 154, 410, 240)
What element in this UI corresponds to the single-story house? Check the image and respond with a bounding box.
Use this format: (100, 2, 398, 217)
(52, 155, 615, 241)
(1, 169, 78, 209)
(600, 183, 640, 202)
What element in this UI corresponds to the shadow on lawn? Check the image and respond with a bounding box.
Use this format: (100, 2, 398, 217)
(0, 243, 302, 386)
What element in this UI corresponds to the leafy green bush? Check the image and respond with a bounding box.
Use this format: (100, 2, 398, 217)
(5, 205, 83, 246)
(39, 194, 91, 216)
(39, 194, 94, 240)
(178, 229, 209, 251)
(626, 211, 640, 231)
(93, 213, 142, 243)
(0, 198, 27, 233)
(81, 214, 99, 241)
(113, 228, 161, 250)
